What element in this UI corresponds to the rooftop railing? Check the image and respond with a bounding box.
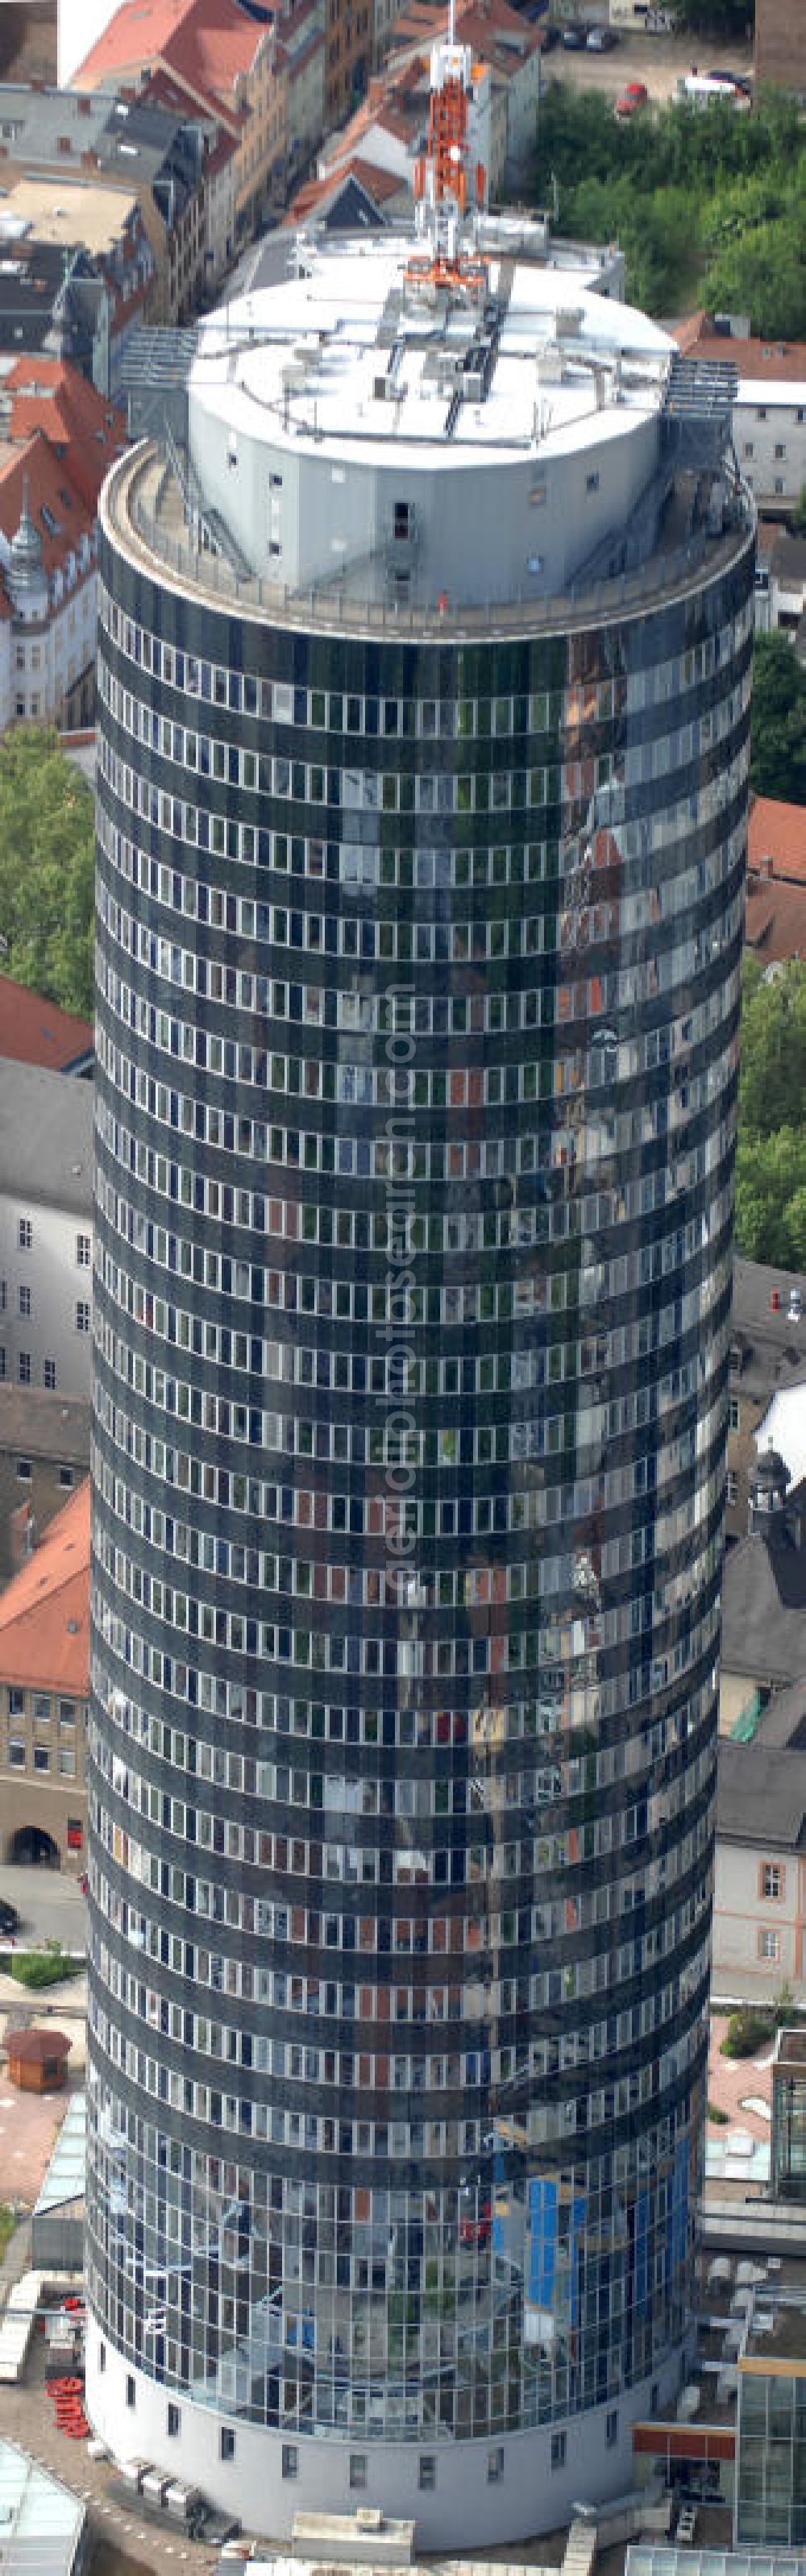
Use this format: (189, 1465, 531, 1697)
(109, 441, 754, 642)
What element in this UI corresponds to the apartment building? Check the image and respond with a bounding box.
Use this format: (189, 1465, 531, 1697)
(0, 1062, 93, 1398)
(73, 0, 286, 242)
(0, 1478, 88, 1868)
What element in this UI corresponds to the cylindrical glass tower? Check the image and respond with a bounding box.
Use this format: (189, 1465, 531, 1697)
(86, 217, 754, 2545)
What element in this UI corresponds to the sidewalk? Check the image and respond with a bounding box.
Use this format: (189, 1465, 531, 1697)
(0, 2328, 223, 2576)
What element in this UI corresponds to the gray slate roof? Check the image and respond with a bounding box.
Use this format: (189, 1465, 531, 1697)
(717, 1738, 806, 1851)
(721, 1522, 806, 1689)
(0, 1384, 90, 1463)
(732, 1253, 806, 1400)
(0, 1059, 93, 1212)
(718, 1661, 806, 1852)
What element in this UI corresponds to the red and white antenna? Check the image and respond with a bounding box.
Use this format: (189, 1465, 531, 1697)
(409, 0, 488, 292)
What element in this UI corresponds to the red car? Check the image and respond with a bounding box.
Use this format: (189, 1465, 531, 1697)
(459, 2199, 492, 2250)
(615, 79, 648, 116)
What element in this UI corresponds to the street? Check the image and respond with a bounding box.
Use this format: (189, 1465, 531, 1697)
(542, 27, 754, 104)
(0, 1866, 86, 1955)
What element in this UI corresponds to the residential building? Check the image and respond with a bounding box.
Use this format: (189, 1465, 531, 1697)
(675, 313, 806, 515)
(744, 794, 806, 962)
(0, 177, 155, 392)
(0, 77, 237, 318)
(0, 354, 127, 505)
(0, 1383, 90, 1587)
(86, 47, 754, 2527)
(71, 0, 287, 243)
(0, 972, 92, 1074)
(385, 0, 542, 184)
(320, 0, 542, 197)
(285, 152, 409, 226)
(719, 1445, 806, 1739)
(716, 1675, 806, 1991)
(765, 529, 806, 642)
(744, 869, 806, 965)
(0, 1477, 89, 1869)
(93, 92, 227, 322)
(0, 235, 107, 384)
(749, 796, 806, 883)
(0, 1059, 93, 1398)
(0, 432, 100, 726)
(755, 0, 806, 98)
(278, 0, 326, 176)
(727, 1256, 806, 1544)
(137, 70, 238, 291)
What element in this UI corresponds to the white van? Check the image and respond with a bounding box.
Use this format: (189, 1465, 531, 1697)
(676, 71, 750, 106)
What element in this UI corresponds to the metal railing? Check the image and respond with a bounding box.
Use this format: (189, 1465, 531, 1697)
(111, 442, 754, 643)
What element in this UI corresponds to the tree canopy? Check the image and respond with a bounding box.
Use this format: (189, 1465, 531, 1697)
(0, 727, 94, 1020)
(750, 634, 806, 804)
(532, 85, 805, 330)
(735, 961, 806, 1268)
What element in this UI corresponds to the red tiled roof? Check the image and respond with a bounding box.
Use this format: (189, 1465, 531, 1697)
(73, 0, 267, 121)
(748, 795, 806, 884)
(0, 1481, 89, 1696)
(673, 312, 806, 381)
(2, 359, 127, 510)
(745, 873, 806, 962)
(0, 430, 93, 584)
(285, 153, 404, 220)
(0, 974, 92, 1070)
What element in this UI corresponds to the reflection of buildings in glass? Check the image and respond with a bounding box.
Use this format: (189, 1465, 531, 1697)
(86, 99, 754, 2545)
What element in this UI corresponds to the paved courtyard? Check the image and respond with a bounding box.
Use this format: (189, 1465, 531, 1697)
(708, 2011, 774, 2143)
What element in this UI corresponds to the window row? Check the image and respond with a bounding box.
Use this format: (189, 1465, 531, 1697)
(95, 1034, 735, 1190)
(94, 1167, 732, 1325)
(97, 1658, 713, 1785)
(94, 1323, 725, 1496)
(98, 658, 748, 804)
(88, 1985, 704, 2144)
(98, 795, 746, 911)
(0, 1351, 61, 1388)
(95, 1103, 736, 1251)
(91, 1389, 728, 1567)
(99, 732, 747, 861)
(89, 1265, 723, 1411)
(95, 1950, 706, 2090)
(4, 1739, 76, 1775)
(97, 584, 752, 723)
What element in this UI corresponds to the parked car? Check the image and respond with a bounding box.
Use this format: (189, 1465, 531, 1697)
(0, 1902, 19, 1936)
(587, 24, 619, 44)
(541, 20, 560, 43)
(615, 77, 648, 114)
(459, 2196, 492, 2250)
(562, 23, 588, 44)
(708, 64, 752, 92)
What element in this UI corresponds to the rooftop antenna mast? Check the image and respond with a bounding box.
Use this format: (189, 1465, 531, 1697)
(408, 0, 488, 295)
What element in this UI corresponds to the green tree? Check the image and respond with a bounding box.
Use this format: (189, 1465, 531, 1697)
(531, 85, 805, 332)
(750, 633, 806, 802)
(675, 0, 753, 32)
(0, 727, 94, 1018)
(733, 963, 806, 1267)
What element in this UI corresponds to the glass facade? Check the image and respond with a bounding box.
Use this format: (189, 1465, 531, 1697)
(87, 488, 754, 2531)
(736, 2367, 806, 2546)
